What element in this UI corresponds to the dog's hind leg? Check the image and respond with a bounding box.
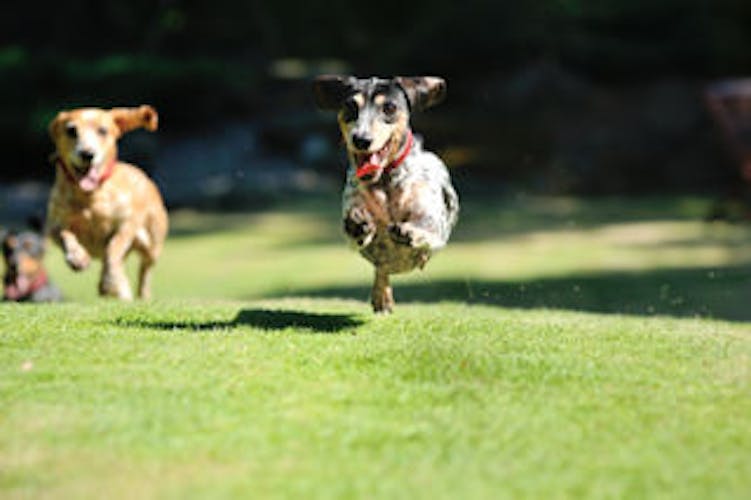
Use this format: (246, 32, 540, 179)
(137, 254, 155, 300)
(135, 233, 163, 300)
(371, 267, 394, 314)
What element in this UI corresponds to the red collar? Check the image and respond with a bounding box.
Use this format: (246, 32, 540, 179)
(355, 130, 414, 180)
(4, 269, 49, 301)
(55, 156, 117, 188)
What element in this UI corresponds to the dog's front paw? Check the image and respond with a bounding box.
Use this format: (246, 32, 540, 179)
(387, 223, 412, 245)
(99, 273, 133, 301)
(388, 223, 430, 248)
(344, 217, 375, 247)
(65, 247, 91, 271)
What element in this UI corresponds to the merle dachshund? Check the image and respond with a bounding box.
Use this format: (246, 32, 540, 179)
(313, 75, 459, 313)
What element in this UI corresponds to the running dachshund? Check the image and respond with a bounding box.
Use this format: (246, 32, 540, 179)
(313, 76, 459, 313)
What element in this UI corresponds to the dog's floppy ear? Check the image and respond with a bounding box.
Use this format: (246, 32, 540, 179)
(313, 75, 355, 111)
(48, 111, 70, 141)
(395, 76, 447, 111)
(111, 105, 158, 135)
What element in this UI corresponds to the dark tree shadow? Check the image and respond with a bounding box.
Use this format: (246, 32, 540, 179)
(269, 265, 751, 322)
(115, 308, 363, 334)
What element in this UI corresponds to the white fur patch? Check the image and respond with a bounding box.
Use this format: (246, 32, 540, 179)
(135, 228, 151, 248)
(80, 110, 99, 121)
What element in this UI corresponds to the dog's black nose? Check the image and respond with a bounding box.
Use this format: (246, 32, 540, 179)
(78, 150, 94, 162)
(352, 135, 372, 151)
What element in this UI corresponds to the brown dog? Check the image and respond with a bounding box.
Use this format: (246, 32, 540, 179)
(46, 106, 168, 300)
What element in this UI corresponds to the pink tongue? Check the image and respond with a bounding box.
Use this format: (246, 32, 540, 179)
(357, 153, 379, 167)
(356, 154, 382, 179)
(78, 169, 99, 191)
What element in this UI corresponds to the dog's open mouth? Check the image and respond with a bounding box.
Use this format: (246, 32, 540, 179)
(77, 166, 101, 192)
(352, 140, 393, 181)
(69, 162, 101, 192)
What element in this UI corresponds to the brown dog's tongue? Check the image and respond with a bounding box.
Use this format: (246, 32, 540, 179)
(78, 168, 99, 192)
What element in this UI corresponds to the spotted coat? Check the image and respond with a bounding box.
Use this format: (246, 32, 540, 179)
(342, 135, 459, 275)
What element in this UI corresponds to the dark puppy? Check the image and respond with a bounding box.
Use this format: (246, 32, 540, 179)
(2, 221, 62, 302)
(313, 75, 459, 313)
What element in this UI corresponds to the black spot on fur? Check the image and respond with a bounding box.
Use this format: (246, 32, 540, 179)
(344, 217, 366, 239)
(442, 187, 456, 213)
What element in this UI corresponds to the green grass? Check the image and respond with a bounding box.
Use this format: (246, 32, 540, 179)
(2, 196, 751, 499)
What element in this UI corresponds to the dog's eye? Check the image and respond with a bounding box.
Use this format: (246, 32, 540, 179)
(341, 100, 358, 122)
(65, 124, 78, 139)
(97, 126, 108, 137)
(382, 101, 397, 116)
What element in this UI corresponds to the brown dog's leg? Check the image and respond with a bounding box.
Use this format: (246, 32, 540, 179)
(100, 226, 135, 300)
(134, 214, 166, 300)
(56, 229, 91, 271)
(137, 252, 155, 300)
(371, 268, 394, 314)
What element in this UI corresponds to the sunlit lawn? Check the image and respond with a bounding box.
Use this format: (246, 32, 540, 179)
(1, 195, 750, 499)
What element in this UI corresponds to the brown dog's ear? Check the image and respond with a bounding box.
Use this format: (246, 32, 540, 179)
(111, 105, 158, 135)
(48, 111, 70, 141)
(312, 75, 355, 110)
(395, 77, 447, 112)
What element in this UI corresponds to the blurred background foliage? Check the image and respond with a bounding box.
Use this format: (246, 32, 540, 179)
(1, 0, 751, 201)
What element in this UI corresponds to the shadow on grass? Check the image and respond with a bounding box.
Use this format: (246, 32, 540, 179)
(274, 265, 751, 322)
(115, 308, 363, 334)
